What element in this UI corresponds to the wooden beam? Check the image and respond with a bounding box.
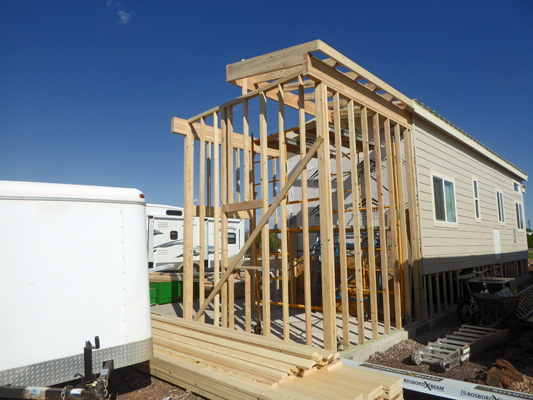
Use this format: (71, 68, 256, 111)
(448, 270, 454, 308)
(303, 54, 411, 127)
(194, 205, 252, 220)
(333, 92, 350, 349)
(221, 108, 229, 328)
(244, 65, 304, 85)
(243, 76, 318, 119)
(272, 144, 279, 304)
(428, 274, 434, 316)
(193, 137, 324, 321)
(299, 76, 313, 346)
(384, 119, 402, 329)
(395, 124, 410, 323)
(362, 107, 379, 340)
(404, 128, 422, 320)
(183, 124, 195, 320)
(199, 118, 206, 323)
(260, 92, 271, 337)
(442, 272, 448, 310)
(228, 107, 235, 329)
(222, 199, 263, 213)
(213, 112, 220, 326)
(348, 100, 365, 344)
(278, 85, 290, 341)
(436, 272, 441, 314)
(283, 79, 315, 92)
(373, 113, 391, 334)
(316, 82, 337, 351)
(172, 117, 279, 158)
(226, 40, 320, 83)
(236, 150, 241, 202)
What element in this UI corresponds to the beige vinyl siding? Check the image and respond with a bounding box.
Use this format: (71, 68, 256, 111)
(412, 117, 527, 274)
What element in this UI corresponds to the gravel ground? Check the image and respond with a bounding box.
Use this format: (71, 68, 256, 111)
(366, 312, 533, 394)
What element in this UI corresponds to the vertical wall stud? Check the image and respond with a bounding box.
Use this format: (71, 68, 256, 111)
(333, 92, 350, 348)
(316, 82, 337, 350)
(373, 113, 391, 334)
(362, 107, 379, 340)
(348, 100, 365, 344)
(183, 124, 195, 320)
(260, 92, 271, 337)
(298, 76, 313, 346)
(384, 119, 402, 329)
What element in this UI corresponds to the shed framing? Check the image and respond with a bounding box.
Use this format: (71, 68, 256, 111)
(172, 40, 528, 352)
(173, 40, 417, 351)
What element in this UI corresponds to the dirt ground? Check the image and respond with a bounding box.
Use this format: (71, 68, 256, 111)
(107, 366, 205, 400)
(366, 312, 533, 394)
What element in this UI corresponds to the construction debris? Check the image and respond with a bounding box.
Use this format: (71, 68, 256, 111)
(471, 359, 525, 389)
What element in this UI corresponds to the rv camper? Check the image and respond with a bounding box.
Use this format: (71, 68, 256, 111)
(0, 181, 152, 387)
(146, 203, 245, 272)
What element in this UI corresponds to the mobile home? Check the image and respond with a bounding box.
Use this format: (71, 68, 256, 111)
(146, 203, 245, 271)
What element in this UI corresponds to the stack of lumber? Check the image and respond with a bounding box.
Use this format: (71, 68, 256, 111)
(146, 313, 403, 400)
(347, 366, 403, 400)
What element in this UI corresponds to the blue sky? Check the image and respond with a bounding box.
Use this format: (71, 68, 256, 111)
(1, 1, 532, 225)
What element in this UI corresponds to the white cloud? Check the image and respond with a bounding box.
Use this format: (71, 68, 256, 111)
(117, 10, 132, 24)
(106, 0, 112, 6)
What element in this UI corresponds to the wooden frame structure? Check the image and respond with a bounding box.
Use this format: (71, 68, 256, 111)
(173, 41, 423, 351)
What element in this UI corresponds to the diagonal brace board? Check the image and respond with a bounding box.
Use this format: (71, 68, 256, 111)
(194, 136, 324, 321)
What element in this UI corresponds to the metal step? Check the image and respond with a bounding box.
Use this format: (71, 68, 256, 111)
(412, 324, 510, 371)
(516, 285, 533, 320)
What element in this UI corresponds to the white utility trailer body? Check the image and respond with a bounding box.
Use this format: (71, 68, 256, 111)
(146, 204, 245, 272)
(0, 181, 152, 387)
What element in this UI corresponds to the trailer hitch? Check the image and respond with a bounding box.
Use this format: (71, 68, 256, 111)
(80, 337, 100, 384)
(0, 338, 114, 399)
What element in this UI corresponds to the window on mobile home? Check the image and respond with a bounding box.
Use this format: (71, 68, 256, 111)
(228, 232, 237, 244)
(516, 202, 524, 230)
(166, 209, 183, 216)
(497, 191, 505, 223)
(433, 175, 456, 223)
(473, 179, 480, 219)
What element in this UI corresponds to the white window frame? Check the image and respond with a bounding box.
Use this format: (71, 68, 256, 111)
(513, 180, 521, 194)
(431, 172, 457, 225)
(496, 190, 505, 223)
(516, 202, 524, 230)
(472, 178, 481, 221)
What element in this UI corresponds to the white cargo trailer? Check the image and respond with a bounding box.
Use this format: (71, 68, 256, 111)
(0, 181, 152, 387)
(146, 203, 245, 272)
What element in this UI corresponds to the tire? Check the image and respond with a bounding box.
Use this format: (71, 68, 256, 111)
(459, 302, 480, 325)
